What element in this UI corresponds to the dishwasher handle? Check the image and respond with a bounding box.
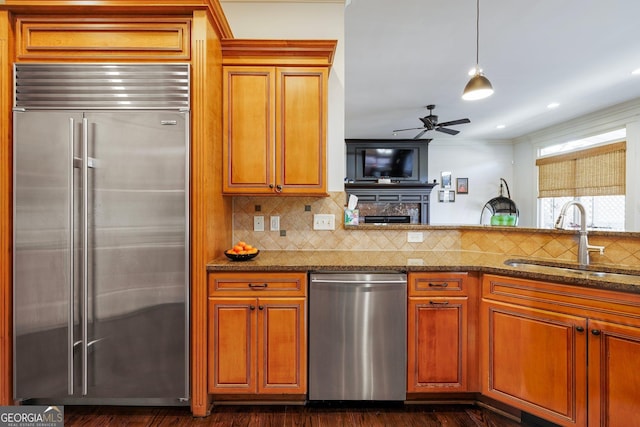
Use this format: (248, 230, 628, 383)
(311, 279, 407, 285)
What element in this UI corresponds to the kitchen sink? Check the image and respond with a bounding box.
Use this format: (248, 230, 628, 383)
(504, 259, 640, 282)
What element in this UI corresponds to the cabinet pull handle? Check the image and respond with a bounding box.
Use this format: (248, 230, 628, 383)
(250, 305, 256, 311)
(248, 283, 268, 289)
(591, 329, 601, 336)
(429, 300, 449, 305)
(428, 282, 449, 288)
(258, 305, 264, 310)
(575, 326, 585, 332)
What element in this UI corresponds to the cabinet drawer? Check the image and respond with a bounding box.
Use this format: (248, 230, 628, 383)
(409, 272, 468, 296)
(209, 272, 307, 297)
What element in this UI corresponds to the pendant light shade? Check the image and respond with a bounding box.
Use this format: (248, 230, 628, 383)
(462, 72, 494, 100)
(462, 0, 493, 101)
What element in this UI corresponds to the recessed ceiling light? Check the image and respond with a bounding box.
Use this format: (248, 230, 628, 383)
(547, 102, 560, 109)
(496, 124, 506, 129)
(632, 68, 640, 75)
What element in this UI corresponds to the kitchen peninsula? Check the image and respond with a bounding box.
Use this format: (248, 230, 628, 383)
(207, 238, 640, 427)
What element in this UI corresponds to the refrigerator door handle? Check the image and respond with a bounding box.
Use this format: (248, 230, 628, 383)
(68, 118, 75, 396)
(81, 117, 89, 396)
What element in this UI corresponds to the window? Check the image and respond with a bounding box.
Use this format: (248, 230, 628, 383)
(537, 133, 626, 231)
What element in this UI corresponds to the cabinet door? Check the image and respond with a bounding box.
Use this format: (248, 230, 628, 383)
(276, 67, 327, 195)
(208, 298, 257, 393)
(257, 298, 307, 394)
(588, 320, 640, 427)
(408, 297, 468, 392)
(482, 302, 587, 427)
(223, 66, 276, 194)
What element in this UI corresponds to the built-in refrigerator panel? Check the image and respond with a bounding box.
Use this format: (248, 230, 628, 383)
(13, 63, 190, 405)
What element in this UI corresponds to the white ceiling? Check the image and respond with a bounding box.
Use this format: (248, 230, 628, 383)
(345, 0, 640, 141)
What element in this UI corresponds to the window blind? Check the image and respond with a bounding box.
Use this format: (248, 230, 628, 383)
(536, 141, 626, 198)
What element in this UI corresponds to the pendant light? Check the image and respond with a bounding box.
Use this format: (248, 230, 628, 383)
(462, 0, 494, 101)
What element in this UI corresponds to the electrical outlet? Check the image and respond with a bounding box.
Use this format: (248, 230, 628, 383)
(313, 214, 335, 230)
(254, 215, 264, 232)
(407, 231, 424, 243)
(270, 216, 280, 231)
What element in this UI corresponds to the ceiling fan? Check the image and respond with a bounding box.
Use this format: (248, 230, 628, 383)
(393, 104, 471, 139)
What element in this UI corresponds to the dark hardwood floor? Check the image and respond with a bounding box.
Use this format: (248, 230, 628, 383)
(63, 404, 532, 427)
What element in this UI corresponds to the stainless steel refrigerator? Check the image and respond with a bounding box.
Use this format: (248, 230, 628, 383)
(12, 64, 190, 405)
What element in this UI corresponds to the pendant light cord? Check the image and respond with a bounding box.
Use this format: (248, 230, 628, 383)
(475, 0, 480, 67)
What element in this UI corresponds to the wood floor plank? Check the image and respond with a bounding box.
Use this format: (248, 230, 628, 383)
(63, 404, 526, 427)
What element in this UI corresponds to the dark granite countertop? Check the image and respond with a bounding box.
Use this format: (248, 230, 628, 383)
(207, 250, 640, 295)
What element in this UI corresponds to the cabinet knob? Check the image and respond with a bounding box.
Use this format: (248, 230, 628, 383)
(258, 305, 264, 310)
(591, 329, 601, 336)
(428, 282, 449, 288)
(575, 326, 585, 332)
(275, 184, 283, 193)
(250, 305, 256, 311)
(269, 184, 274, 189)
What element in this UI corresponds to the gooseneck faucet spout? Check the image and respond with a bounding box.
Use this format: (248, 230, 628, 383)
(554, 201, 605, 267)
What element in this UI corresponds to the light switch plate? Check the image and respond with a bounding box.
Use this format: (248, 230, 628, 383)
(313, 214, 335, 230)
(270, 216, 280, 231)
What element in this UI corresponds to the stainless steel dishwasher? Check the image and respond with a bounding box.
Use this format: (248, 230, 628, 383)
(309, 272, 407, 401)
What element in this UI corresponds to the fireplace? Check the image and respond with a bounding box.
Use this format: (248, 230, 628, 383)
(345, 182, 436, 224)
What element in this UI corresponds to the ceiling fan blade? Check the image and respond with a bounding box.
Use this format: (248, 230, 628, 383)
(413, 129, 428, 139)
(393, 126, 424, 132)
(436, 127, 460, 135)
(438, 118, 471, 127)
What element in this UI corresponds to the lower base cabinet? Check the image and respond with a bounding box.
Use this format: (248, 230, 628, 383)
(588, 320, 640, 427)
(483, 301, 588, 426)
(407, 272, 477, 393)
(207, 272, 307, 396)
(482, 274, 640, 427)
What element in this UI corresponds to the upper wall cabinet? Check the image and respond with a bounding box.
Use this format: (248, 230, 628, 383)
(14, 16, 192, 60)
(221, 40, 336, 196)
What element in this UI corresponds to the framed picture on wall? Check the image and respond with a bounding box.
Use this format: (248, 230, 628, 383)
(456, 178, 468, 194)
(438, 190, 455, 203)
(441, 171, 452, 188)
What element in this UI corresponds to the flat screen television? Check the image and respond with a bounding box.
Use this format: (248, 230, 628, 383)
(363, 148, 414, 179)
(346, 139, 429, 183)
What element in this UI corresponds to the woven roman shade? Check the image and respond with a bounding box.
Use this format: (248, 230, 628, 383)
(536, 141, 626, 198)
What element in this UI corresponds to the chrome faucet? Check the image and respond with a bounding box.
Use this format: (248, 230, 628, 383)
(554, 201, 605, 267)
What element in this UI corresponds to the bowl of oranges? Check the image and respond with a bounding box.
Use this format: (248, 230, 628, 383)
(225, 241, 259, 261)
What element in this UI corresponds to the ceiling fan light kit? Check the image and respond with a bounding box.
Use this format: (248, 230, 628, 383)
(462, 0, 494, 101)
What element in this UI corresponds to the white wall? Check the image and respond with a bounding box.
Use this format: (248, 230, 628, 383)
(220, 1, 346, 191)
(427, 139, 514, 225)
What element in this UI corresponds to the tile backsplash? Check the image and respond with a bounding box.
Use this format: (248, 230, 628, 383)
(231, 192, 640, 267)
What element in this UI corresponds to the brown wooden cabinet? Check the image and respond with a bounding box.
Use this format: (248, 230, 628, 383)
(207, 272, 307, 396)
(483, 301, 588, 426)
(221, 40, 335, 196)
(481, 274, 640, 427)
(407, 272, 477, 393)
(587, 320, 640, 427)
